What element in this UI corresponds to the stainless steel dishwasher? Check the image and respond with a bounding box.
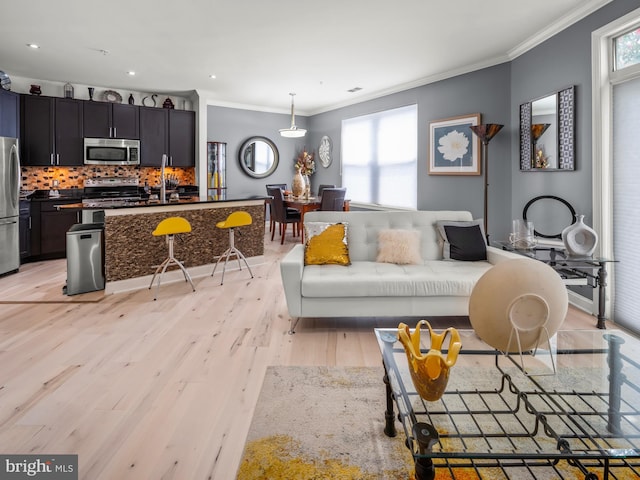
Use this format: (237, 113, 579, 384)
(65, 223, 105, 295)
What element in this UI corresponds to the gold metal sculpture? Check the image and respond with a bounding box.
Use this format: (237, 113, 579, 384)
(398, 321, 462, 401)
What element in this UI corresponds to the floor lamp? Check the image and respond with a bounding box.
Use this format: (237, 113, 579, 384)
(469, 124, 503, 242)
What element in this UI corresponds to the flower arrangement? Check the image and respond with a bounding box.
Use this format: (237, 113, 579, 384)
(535, 146, 549, 168)
(295, 149, 315, 176)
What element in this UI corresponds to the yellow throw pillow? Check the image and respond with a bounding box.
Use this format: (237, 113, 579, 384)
(304, 222, 351, 266)
(376, 229, 422, 265)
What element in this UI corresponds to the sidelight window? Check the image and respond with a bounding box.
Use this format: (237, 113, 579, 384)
(614, 27, 640, 70)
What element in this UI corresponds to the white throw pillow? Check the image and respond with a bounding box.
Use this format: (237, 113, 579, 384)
(376, 229, 422, 265)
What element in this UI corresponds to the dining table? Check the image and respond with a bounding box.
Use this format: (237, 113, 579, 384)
(283, 195, 350, 242)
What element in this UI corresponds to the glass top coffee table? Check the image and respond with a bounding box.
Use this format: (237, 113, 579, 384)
(375, 328, 640, 480)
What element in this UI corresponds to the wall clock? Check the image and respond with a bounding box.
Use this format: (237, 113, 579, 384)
(318, 135, 332, 168)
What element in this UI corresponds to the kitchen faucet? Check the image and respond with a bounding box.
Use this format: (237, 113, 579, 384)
(160, 154, 167, 204)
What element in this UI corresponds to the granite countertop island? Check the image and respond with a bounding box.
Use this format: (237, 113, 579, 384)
(57, 195, 266, 209)
(98, 196, 266, 294)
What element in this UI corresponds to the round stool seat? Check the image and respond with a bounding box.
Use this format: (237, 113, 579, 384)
(216, 211, 252, 229)
(153, 217, 192, 236)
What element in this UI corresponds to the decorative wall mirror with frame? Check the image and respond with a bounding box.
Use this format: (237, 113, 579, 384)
(519, 85, 575, 171)
(522, 195, 576, 238)
(238, 136, 279, 178)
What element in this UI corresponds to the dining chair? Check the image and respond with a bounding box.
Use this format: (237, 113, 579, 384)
(317, 184, 336, 198)
(265, 184, 288, 233)
(319, 187, 347, 211)
(267, 186, 301, 244)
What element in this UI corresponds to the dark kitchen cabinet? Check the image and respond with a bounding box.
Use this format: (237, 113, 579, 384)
(20, 95, 84, 166)
(84, 101, 139, 139)
(169, 110, 195, 167)
(19, 200, 31, 260)
(139, 107, 195, 167)
(139, 107, 168, 166)
(0, 88, 19, 138)
(30, 199, 80, 260)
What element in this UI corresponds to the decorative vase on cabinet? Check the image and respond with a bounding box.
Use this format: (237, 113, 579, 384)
(303, 174, 310, 199)
(562, 214, 598, 257)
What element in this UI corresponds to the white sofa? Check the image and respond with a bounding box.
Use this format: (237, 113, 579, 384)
(280, 210, 521, 332)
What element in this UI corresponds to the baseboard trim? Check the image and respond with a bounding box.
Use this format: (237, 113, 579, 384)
(568, 290, 594, 316)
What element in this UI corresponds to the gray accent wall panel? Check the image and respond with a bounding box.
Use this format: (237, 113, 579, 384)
(309, 63, 512, 240)
(206, 105, 308, 196)
(510, 0, 639, 228)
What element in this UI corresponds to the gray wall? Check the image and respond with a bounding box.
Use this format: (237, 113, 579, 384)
(207, 0, 638, 242)
(510, 0, 639, 228)
(309, 63, 512, 239)
(206, 105, 308, 196)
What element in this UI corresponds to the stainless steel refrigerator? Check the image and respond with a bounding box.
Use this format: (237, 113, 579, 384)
(0, 136, 20, 276)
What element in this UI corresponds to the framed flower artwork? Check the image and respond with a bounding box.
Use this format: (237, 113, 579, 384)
(428, 113, 481, 175)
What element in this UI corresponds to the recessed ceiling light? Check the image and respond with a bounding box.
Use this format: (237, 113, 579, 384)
(209, 74, 217, 79)
(26, 44, 40, 49)
(127, 71, 136, 76)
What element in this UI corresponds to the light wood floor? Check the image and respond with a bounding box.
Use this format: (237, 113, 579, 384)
(0, 227, 607, 479)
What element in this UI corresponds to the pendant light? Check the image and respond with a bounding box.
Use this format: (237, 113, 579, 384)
(279, 93, 306, 138)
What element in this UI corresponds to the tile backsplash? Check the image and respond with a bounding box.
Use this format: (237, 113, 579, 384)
(21, 166, 196, 191)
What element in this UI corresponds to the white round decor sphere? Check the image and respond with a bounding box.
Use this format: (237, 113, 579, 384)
(469, 258, 568, 352)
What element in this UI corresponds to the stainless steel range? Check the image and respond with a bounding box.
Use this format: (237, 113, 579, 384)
(83, 177, 141, 206)
(82, 177, 141, 222)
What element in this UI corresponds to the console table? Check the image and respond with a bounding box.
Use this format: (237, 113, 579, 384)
(376, 328, 640, 480)
(495, 242, 616, 329)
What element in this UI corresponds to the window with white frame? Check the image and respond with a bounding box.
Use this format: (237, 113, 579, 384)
(341, 104, 417, 209)
(592, 8, 640, 333)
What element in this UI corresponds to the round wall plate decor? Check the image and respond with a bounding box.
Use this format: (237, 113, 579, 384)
(319, 135, 332, 168)
(102, 90, 122, 103)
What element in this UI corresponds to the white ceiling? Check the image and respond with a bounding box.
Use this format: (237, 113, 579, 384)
(0, 0, 611, 115)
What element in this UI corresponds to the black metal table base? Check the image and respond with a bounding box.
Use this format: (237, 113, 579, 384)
(382, 335, 640, 480)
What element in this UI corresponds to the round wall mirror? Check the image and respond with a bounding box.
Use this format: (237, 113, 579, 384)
(238, 136, 279, 178)
(523, 195, 576, 238)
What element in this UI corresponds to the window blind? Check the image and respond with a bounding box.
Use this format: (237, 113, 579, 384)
(342, 104, 417, 209)
(612, 76, 640, 333)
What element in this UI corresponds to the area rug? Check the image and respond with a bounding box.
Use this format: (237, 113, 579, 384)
(237, 366, 640, 480)
(237, 366, 414, 480)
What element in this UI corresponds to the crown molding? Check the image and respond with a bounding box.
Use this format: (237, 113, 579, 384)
(200, 0, 615, 117)
(308, 54, 511, 116)
(310, 0, 614, 116)
(507, 0, 613, 60)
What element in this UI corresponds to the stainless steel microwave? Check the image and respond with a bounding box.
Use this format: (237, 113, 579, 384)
(84, 138, 140, 166)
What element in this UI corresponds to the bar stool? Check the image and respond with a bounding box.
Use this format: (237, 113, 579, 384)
(149, 216, 196, 300)
(211, 211, 254, 285)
